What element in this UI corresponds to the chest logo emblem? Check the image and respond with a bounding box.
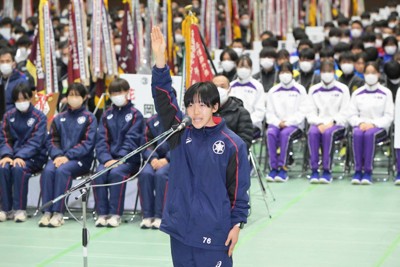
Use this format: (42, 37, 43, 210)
(77, 116, 86, 125)
(27, 118, 35, 127)
(213, 140, 225, 154)
(125, 113, 133, 122)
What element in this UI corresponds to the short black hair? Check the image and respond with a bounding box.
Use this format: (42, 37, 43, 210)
(362, 32, 376, 43)
(237, 54, 253, 68)
(324, 22, 335, 28)
(384, 60, 400, 79)
(320, 60, 335, 72)
(279, 62, 293, 73)
(12, 83, 32, 103)
(0, 47, 15, 61)
(355, 52, 367, 62)
(0, 17, 12, 27)
(58, 41, 69, 50)
(292, 27, 307, 40)
(220, 48, 239, 62)
(320, 47, 334, 58)
(260, 30, 274, 38)
(261, 36, 278, 48)
(329, 27, 342, 37)
(383, 36, 398, 48)
(26, 16, 38, 27)
(364, 61, 380, 73)
(334, 42, 351, 53)
(339, 51, 356, 63)
(361, 12, 370, 19)
(66, 83, 88, 98)
(364, 47, 379, 62)
(109, 78, 130, 94)
(338, 17, 350, 26)
(297, 39, 314, 50)
(351, 20, 363, 28)
(16, 35, 32, 47)
(299, 48, 315, 60)
(277, 49, 290, 60)
(184, 82, 220, 109)
(259, 47, 277, 59)
(350, 39, 364, 51)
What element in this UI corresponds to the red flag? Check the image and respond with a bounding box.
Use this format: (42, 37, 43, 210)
(119, 1, 136, 73)
(188, 24, 214, 86)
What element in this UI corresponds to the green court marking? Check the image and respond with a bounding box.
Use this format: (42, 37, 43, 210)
(373, 231, 400, 267)
(237, 185, 318, 248)
(36, 228, 112, 267)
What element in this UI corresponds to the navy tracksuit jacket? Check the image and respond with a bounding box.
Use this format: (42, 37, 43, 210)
(151, 65, 250, 251)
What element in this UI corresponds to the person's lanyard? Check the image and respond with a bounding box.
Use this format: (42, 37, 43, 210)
(3, 76, 10, 93)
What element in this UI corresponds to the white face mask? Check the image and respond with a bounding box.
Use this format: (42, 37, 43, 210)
(174, 34, 184, 44)
(232, 47, 243, 57)
(340, 37, 350, 43)
(361, 20, 370, 27)
(384, 46, 397, 55)
(374, 28, 381, 34)
(173, 17, 182, 24)
(364, 74, 379, 86)
(240, 19, 250, 27)
(15, 48, 29, 63)
(217, 87, 229, 106)
(382, 33, 391, 40)
(115, 44, 121, 55)
(60, 36, 68, 43)
(15, 101, 30, 112)
(68, 96, 83, 108)
(110, 94, 127, 107)
(389, 22, 397, 29)
(62, 56, 69, 65)
(324, 30, 330, 38)
(364, 42, 375, 48)
(340, 63, 354, 75)
(0, 63, 13, 76)
(299, 61, 313, 73)
(260, 58, 274, 70)
(389, 78, 400, 84)
(329, 37, 340, 47)
(351, 29, 362, 38)
(221, 60, 236, 72)
(237, 67, 251, 80)
(12, 33, 22, 41)
(0, 28, 11, 40)
(321, 72, 335, 84)
(375, 39, 383, 48)
(279, 73, 293, 85)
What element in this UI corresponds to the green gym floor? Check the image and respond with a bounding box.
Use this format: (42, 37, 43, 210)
(0, 176, 399, 267)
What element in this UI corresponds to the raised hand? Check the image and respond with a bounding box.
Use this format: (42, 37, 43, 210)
(151, 26, 167, 68)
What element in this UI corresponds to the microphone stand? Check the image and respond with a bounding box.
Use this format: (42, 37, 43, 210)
(39, 125, 179, 267)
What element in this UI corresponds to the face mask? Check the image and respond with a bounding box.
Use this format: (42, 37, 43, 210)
(217, 87, 229, 106)
(0, 28, 11, 40)
(260, 58, 274, 70)
(15, 101, 30, 112)
(68, 96, 83, 108)
(361, 20, 370, 27)
(389, 78, 400, 84)
(114, 44, 121, 55)
(384, 46, 397, 55)
(0, 63, 13, 76)
(175, 34, 184, 44)
(60, 36, 68, 43)
(340, 63, 354, 75)
(340, 37, 350, 43)
(351, 29, 362, 38)
(382, 33, 390, 39)
(329, 37, 340, 47)
(15, 48, 29, 63)
(321, 72, 335, 84)
(232, 47, 243, 57)
(375, 39, 383, 48)
(334, 54, 340, 61)
(221, 60, 236, 72)
(389, 22, 397, 29)
(240, 19, 250, 27)
(237, 67, 251, 80)
(364, 42, 375, 48)
(173, 17, 182, 24)
(56, 50, 61, 58)
(12, 33, 22, 41)
(279, 73, 293, 85)
(62, 56, 69, 65)
(299, 61, 313, 73)
(110, 94, 127, 107)
(374, 28, 381, 34)
(364, 74, 379, 86)
(324, 30, 330, 38)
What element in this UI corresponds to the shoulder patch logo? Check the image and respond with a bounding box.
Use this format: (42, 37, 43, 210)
(125, 113, 133, 122)
(213, 140, 225, 154)
(77, 116, 86, 125)
(9, 117, 15, 122)
(60, 117, 66, 122)
(186, 137, 192, 144)
(154, 120, 159, 127)
(107, 114, 113, 120)
(27, 118, 35, 127)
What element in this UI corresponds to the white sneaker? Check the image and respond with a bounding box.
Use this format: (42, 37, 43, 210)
(38, 212, 52, 227)
(0, 211, 6, 222)
(14, 210, 27, 222)
(107, 215, 121, 227)
(140, 218, 153, 229)
(95, 215, 108, 227)
(49, 212, 65, 227)
(151, 218, 162, 229)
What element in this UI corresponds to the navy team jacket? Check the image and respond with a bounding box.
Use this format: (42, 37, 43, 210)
(151, 65, 250, 251)
(0, 104, 47, 168)
(96, 102, 144, 165)
(142, 114, 170, 162)
(48, 106, 97, 164)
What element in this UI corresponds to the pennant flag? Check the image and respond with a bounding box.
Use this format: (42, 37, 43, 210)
(118, 0, 136, 73)
(3, 0, 14, 19)
(162, 0, 175, 72)
(21, 0, 33, 29)
(68, 0, 90, 86)
(90, 0, 118, 108)
(26, 0, 58, 94)
(182, 12, 214, 88)
(225, 0, 241, 46)
(132, 0, 144, 73)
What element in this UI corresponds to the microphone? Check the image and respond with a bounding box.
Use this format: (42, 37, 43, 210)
(176, 116, 192, 131)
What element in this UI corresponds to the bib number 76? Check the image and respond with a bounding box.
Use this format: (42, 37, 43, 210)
(203, 237, 212, 244)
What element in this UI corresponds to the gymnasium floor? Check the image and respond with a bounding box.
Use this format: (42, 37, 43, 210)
(1, 143, 399, 267)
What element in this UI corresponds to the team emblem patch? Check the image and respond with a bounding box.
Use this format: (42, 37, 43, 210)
(9, 118, 15, 122)
(125, 113, 133, 122)
(107, 114, 113, 120)
(154, 120, 159, 127)
(213, 140, 225, 154)
(27, 118, 35, 127)
(77, 116, 86, 125)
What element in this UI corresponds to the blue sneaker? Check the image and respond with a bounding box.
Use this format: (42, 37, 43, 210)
(275, 169, 289, 183)
(361, 172, 373, 185)
(266, 169, 279, 182)
(319, 170, 332, 184)
(351, 171, 362, 185)
(309, 170, 319, 184)
(395, 172, 400, 186)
